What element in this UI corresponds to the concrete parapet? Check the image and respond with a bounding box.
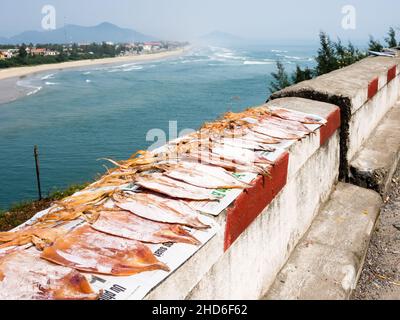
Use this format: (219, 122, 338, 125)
(144, 98, 341, 299)
(270, 56, 400, 180)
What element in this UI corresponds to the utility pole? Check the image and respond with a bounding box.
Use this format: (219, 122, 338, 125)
(64, 15, 68, 44)
(34, 145, 42, 200)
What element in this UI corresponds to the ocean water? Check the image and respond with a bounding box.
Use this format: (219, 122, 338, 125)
(0, 44, 316, 209)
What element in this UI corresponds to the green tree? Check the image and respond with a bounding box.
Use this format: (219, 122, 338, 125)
(315, 32, 338, 75)
(335, 39, 366, 68)
(269, 61, 291, 94)
(347, 42, 366, 62)
(368, 36, 384, 52)
(334, 38, 347, 68)
(385, 27, 398, 48)
(291, 65, 313, 84)
(56, 50, 68, 62)
(268, 31, 371, 93)
(18, 44, 27, 59)
(70, 43, 79, 59)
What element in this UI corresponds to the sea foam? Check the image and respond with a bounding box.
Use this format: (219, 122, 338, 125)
(243, 60, 273, 65)
(41, 73, 55, 80)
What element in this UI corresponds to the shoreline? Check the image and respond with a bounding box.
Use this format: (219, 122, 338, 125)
(0, 48, 188, 105)
(0, 48, 187, 81)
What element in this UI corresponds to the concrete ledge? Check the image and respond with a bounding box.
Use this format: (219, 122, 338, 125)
(264, 183, 382, 300)
(270, 56, 400, 114)
(144, 98, 340, 299)
(269, 56, 400, 180)
(187, 136, 339, 299)
(350, 101, 400, 197)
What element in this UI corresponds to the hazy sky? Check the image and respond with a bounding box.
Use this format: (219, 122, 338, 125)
(1, 0, 399, 42)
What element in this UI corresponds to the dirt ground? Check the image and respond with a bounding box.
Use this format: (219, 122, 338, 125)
(353, 167, 400, 300)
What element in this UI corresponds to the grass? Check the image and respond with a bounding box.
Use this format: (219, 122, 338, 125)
(47, 183, 90, 201)
(0, 183, 89, 232)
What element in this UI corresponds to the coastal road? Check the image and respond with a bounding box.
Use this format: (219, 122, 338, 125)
(353, 165, 400, 300)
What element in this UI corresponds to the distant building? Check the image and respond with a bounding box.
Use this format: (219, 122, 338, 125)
(0, 50, 14, 59)
(30, 48, 46, 56)
(44, 50, 59, 56)
(26, 48, 60, 57)
(143, 44, 151, 52)
(143, 42, 162, 52)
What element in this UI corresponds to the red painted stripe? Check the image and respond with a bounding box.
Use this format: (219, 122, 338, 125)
(368, 77, 379, 100)
(224, 152, 289, 251)
(320, 107, 341, 146)
(387, 65, 397, 83)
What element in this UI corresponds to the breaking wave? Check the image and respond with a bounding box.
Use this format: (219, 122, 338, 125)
(276, 54, 310, 61)
(123, 66, 143, 72)
(41, 73, 55, 80)
(243, 60, 273, 65)
(208, 47, 247, 63)
(17, 79, 43, 96)
(26, 87, 42, 96)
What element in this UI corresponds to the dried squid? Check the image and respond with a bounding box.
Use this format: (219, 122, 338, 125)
(134, 173, 220, 201)
(0, 250, 98, 300)
(91, 209, 200, 245)
(161, 161, 250, 190)
(41, 224, 169, 276)
(0, 224, 66, 250)
(270, 108, 326, 125)
(113, 192, 210, 229)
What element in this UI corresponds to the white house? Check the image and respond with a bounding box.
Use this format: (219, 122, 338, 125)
(0, 50, 14, 59)
(44, 50, 60, 56)
(143, 42, 163, 52)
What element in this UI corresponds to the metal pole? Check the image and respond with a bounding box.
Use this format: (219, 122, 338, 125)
(34, 145, 42, 200)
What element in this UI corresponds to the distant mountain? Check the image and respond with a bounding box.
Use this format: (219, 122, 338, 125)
(0, 22, 157, 45)
(198, 31, 244, 45)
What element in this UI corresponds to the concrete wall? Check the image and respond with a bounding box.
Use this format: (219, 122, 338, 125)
(144, 54, 400, 300)
(187, 134, 339, 299)
(270, 55, 400, 180)
(145, 98, 341, 299)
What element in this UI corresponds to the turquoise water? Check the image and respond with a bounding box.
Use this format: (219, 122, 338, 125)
(0, 44, 316, 209)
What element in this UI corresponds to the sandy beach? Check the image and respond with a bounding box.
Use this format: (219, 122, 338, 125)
(0, 48, 186, 81)
(0, 48, 187, 105)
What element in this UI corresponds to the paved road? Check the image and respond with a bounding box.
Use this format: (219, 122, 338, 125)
(353, 166, 400, 300)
